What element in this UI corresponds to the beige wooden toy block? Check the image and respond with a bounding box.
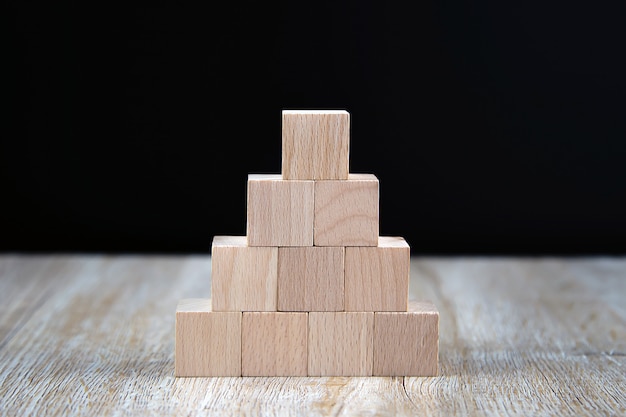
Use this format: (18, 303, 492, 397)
(308, 312, 374, 376)
(281, 110, 350, 180)
(373, 300, 439, 376)
(242, 312, 308, 376)
(314, 173, 379, 247)
(175, 299, 242, 377)
(246, 174, 314, 247)
(345, 236, 410, 312)
(277, 246, 344, 312)
(211, 235, 278, 311)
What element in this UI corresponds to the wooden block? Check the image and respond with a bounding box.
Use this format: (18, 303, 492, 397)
(373, 300, 439, 376)
(345, 236, 410, 312)
(278, 246, 344, 312)
(308, 312, 374, 376)
(242, 312, 308, 376)
(314, 174, 379, 247)
(281, 110, 350, 180)
(211, 235, 278, 312)
(175, 299, 242, 377)
(246, 174, 314, 247)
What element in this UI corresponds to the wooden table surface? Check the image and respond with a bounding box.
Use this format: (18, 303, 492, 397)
(0, 254, 624, 416)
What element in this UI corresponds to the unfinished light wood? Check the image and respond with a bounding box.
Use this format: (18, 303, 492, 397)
(211, 235, 277, 311)
(175, 298, 242, 377)
(281, 110, 350, 180)
(277, 246, 344, 312)
(2, 255, 625, 415)
(373, 300, 439, 376)
(246, 174, 314, 247)
(242, 312, 308, 376)
(314, 173, 379, 247)
(345, 236, 410, 312)
(308, 312, 374, 376)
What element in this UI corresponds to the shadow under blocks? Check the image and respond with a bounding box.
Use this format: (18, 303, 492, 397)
(175, 110, 440, 377)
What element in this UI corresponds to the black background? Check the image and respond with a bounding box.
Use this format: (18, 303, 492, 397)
(4, 1, 626, 255)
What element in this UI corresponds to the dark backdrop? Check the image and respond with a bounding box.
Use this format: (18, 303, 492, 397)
(4, 1, 626, 255)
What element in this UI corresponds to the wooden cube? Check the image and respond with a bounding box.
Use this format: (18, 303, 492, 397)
(308, 312, 374, 376)
(281, 110, 350, 180)
(211, 235, 278, 311)
(242, 312, 308, 376)
(373, 300, 439, 376)
(314, 174, 379, 247)
(277, 246, 344, 312)
(246, 174, 314, 247)
(175, 299, 242, 377)
(345, 236, 410, 312)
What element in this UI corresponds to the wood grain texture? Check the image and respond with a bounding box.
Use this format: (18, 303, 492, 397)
(242, 312, 308, 376)
(314, 173, 379, 247)
(373, 300, 439, 376)
(211, 235, 278, 311)
(308, 312, 374, 376)
(246, 174, 314, 247)
(281, 110, 350, 180)
(175, 299, 242, 377)
(0, 256, 75, 349)
(345, 236, 410, 312)
(0, 255, 624, 416)
(277, 246, 344, 312)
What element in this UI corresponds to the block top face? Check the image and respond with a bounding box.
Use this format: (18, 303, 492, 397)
(247, 173, 314, 184)
(248, 173, 283, 182)
(282, 110, 350, 180)
(282, 110, 349, 115)
(407, 300, 439, 315)
(212, 235, 247, 247)
(177, 298, 212, 313)
(346, 173, 377, 181)
(378, 236, 410, 249)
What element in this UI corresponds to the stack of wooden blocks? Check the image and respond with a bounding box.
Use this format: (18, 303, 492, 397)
(175, 110, 439, 377)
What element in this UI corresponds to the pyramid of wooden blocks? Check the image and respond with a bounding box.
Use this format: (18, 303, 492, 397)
(175, 109, 440, 377)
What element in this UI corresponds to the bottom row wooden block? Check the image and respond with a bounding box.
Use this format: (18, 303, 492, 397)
(175, 299, 439, 377)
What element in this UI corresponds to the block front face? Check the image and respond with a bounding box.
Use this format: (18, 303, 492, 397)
(211, 236, 278, 311)
(246, 174, 314, 246)
(308, 312, 374, 376)
(314, 174, 379, 247)
(242, 312, 308, 376)
(278, 246, 344, 312)
(373, 301, 439, 376)
(282, 110, 350, 180)
(175, 299, 242, 377)
(345, 236, 410, 312)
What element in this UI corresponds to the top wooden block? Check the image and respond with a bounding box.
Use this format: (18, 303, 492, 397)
(282, 110, 350, 180)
